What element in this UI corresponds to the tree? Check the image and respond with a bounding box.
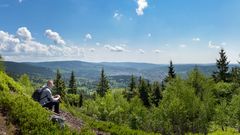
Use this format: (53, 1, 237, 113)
(79, 92, 83, 107)
(151, 81, 162, 107)
(18, 74, 33, 95)
(0, 54, 5, 72)
(164, 60, 176, 84)
(213, 49, 230, 82)
(54, 69, 66, 97)
(125, 74, 137, 101)
(68, 71, 77, 94)
(138, 77, 151, 107)
(96, 68, 109, 97)
(230, 67, 240, 84)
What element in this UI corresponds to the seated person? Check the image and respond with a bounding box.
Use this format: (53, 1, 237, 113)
(39, 80, 61, 114)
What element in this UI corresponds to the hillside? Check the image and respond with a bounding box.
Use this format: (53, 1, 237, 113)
(4, 61, 54, 78)
(24, 61, 231, 81)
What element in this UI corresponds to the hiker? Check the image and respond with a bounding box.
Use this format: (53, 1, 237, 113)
(40, 80, 61, 114)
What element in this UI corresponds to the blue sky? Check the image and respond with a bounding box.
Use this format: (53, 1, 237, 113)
(0, 0, 240, 63)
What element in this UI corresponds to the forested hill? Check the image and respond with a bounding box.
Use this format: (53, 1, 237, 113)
(5, 60, 239, 81)
(25, 61, 235, 80)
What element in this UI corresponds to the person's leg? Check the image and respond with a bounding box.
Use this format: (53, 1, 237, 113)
(43, 102, 53, 111)
(52, 101, 60, 114)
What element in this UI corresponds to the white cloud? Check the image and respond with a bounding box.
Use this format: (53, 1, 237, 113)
(104, 45, 126, 52)
(17, 27, 32, 41)
(148, 33, 151, 37)
(208, 41, 220, 49)
(96, 42, 100, 46)
(45, 29, 66, 45)
(138, 49, 145, 54)
(89, 48, 95, 52)
(192, 37, 200, 41)
(221, 42, 227, 46)
(154, 49, 162, 54)
(136, 0, 148, 16)
(0, 27, 84, 61)
(85, 33, 92, 40)
(179, 44, 187, 48)
(113, 11, 123, 20)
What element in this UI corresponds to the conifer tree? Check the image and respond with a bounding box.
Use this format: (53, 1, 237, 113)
(151, 81, 162, 107)
(126, 74, 137, 101)
(138, 77, 150, 107)
(96, 68, 109, 97)
(79, 92, 83, 107)
(230, 67, 240, 84)
(54, 69, 66, 97)
(0, 54, 5, 72)
(69, 71, 77, 94)
(213, 49, 230, 82)
(163, 60, 176, 86)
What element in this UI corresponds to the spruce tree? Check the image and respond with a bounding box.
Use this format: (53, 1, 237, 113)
(138, 77, 150, 107)
(163, 60, 176, 86)
(69, 71, 77, 94)
(213, 49, 230, 82)
(151, 81, 162, 107)
(0, 54, 5, 72)
(96, 68, 109, 97)
(54, 69, 66, 97)
(230, 67, 240, 84)
(126, 75, 137, 101)
(79, 92, 83, 107)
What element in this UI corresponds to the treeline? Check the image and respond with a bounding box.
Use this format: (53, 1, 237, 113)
(81, 48, 240, 134)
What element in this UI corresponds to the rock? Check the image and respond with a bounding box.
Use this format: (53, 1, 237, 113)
(50, 115, 65, 128)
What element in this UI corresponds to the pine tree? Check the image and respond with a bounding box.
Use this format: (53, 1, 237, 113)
(230, 67, 240, 84)
(69, 71, 77, 94)
(126, 75, 137, 101)
(138, 77, 151, 107)
(79, 92, 83, 107)
(0, 54, 5, 72)
(213, 49, 230, 82)
(163, 60, 176, 87)
(151, 81, 162, 107)
(54, 69, 66, 97)
(96, 68, 109, 97)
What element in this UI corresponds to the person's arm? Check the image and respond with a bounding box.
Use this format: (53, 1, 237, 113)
(45, 89, 59, 102)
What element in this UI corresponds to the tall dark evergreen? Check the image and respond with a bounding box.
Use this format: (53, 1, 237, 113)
(138, 77, 150, 107)
(126, 75, 137, 101)
(54, 69, 66, 97)
(0, 54, 5, 72)
(68, 71, 77, 94)
(213, 49, 230, 82)
(151, 81, 162, 107)
(230, 67, 240, 84)
(79, 93, 83, 107)
(96, 68, 110, 97)
(163, 60, 176, 86)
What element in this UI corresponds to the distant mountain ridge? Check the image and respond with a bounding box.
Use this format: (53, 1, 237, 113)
(5, 60, 239, 82)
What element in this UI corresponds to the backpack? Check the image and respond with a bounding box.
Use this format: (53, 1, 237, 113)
(32, 87, 47, 102)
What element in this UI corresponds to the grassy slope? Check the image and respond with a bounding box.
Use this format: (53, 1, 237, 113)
(0, 71, 76, 135)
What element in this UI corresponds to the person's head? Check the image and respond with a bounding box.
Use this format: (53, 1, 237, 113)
(47, 80, 54, 89)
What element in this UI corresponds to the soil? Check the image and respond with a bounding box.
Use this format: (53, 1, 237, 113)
(0, 108, 18, 135)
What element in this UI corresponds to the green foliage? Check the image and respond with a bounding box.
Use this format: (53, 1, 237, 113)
(96, 68, 109, 97)
(138, 77, 151, 107)
(214, 100, 230, 131)
(54, 69, 66, 97)
(150, 81, 162, 107)
(18, 74, 34, 96)
(0, 71, 75, 135)
(213, 48, 230, 82)
(229, 94, 240, 132)
(124, 74, 137, 101)
(164, 60, 176, 84)
(68, 71, 77, 94)
(157, 77, 209, 134)
(65, 94, 80, 106)
(0, 54, 5, 72)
